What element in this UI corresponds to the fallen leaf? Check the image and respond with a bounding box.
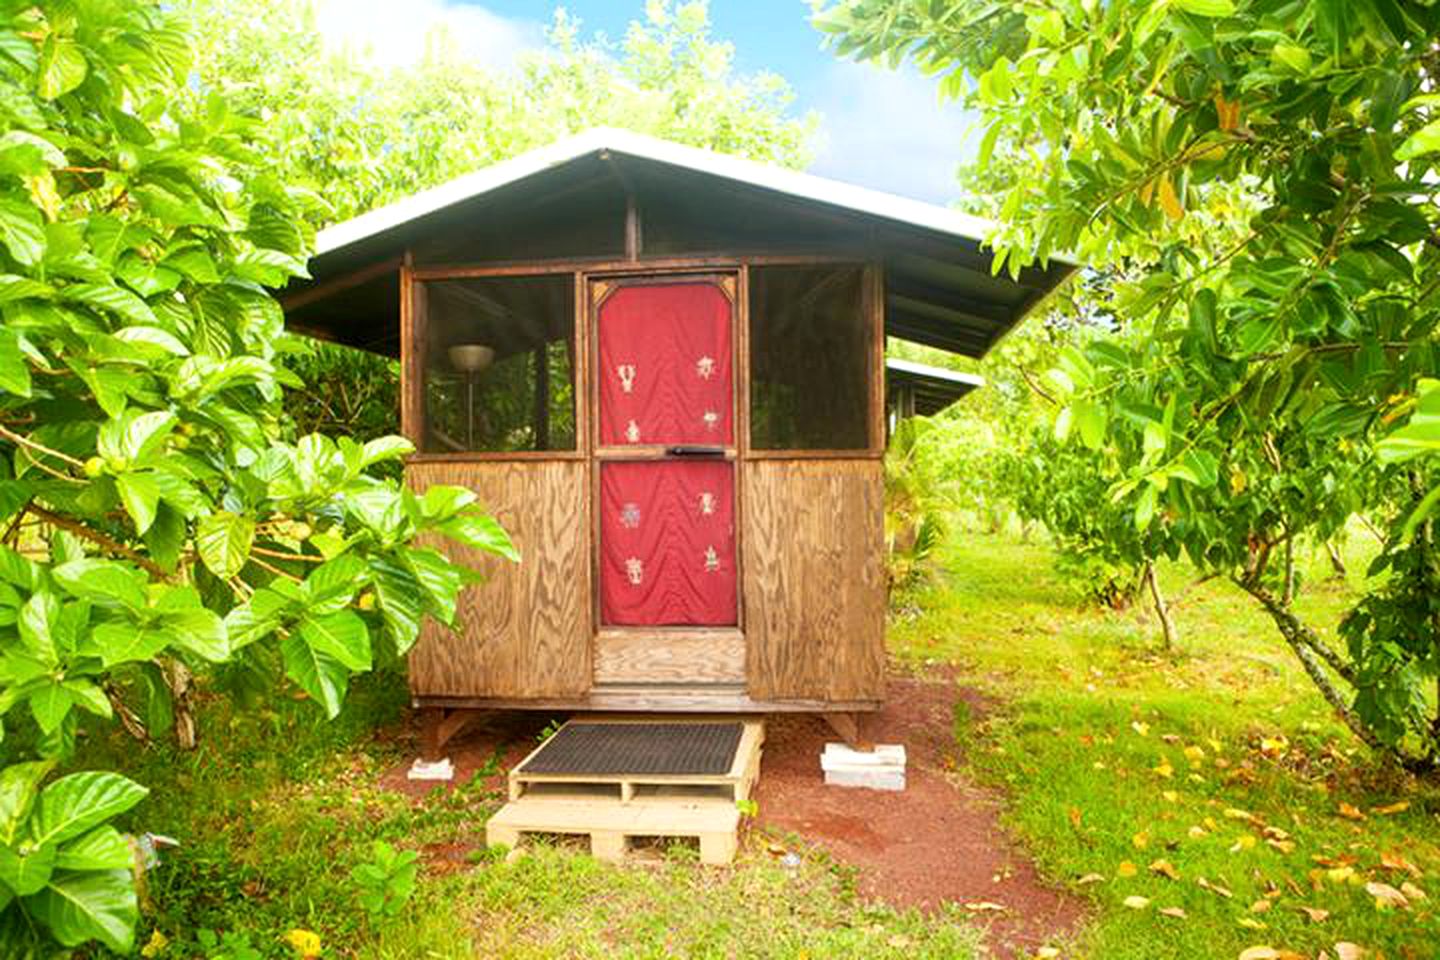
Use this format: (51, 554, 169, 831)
(1123, 895, 1151, 910)
(1068, 806, 1083, 828)
(1400, 881, 1427, 902)
(1132, 831, 1150, 850)
(1380, 850, 1422, 877)
(1372, 801, 1409, 816)
(1154, 760, 1174, 779)
(1188, 825, 1208, 839)
(963, 901, 1008, 913)
(1230, 835, 1257, 853)
(1160, 906, 1188, 919)
(1250, 899, 1272, 914)
(1162, 790, 1179, 803)
(1150, 859, 1181, 881)
(1132, 721, 1151, 736)
(1238, 947, 1279, 960)
(1334, 944, 1365, 960)
(1298, 906, 1330, 923)
(1198, 876, 1234, 898)
(1336, 802, 1365, 821)
(1034, 948, 1061, 960)
(1117, 860, 1138, 878)
(1237, 917, 1267, 931)
(1076, 873, 1106, 885)
(1364, 881, 1409, 909)
(1224, 808, 1258, 823)
(1325, 866, 1356, 884)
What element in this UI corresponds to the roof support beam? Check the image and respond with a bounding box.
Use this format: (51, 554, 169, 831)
(281, 256, 401, 313)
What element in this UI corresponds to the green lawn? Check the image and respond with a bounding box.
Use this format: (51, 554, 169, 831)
(83, 528, 1439, 959)
(891, 529, 1440, 960)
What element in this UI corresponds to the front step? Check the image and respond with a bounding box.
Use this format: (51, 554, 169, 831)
(486, 716, 764, 865)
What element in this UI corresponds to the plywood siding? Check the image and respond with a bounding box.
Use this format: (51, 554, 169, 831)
(593, 629, 746, 685)
(407, 460, 591, 698)
(741, 459, 885, 701)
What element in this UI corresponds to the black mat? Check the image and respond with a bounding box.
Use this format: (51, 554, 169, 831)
(519, 722, 743, 777)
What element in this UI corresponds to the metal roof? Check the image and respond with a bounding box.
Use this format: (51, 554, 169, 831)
(885, 358, 984, 417)
(283, 127, 1076, 358)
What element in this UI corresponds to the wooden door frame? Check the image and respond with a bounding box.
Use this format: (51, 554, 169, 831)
(584, 269, 745, 638)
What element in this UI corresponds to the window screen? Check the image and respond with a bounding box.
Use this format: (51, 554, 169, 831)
(748, 265, 871, 450)
(419, 275, 575, 453)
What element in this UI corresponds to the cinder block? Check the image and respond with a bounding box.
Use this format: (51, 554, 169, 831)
(820, 743, 906, 791)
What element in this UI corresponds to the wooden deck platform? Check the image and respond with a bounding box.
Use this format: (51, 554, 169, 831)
(486, 716, 764, 865)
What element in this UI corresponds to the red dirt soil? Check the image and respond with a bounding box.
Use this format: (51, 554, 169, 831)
(378, 674, 1083, 958)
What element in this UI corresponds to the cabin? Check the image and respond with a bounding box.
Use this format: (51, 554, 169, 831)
(283, 128, 1074, 749)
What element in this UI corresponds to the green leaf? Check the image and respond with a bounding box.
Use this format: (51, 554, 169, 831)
(29, 773, 148, 848)
(27, 869, 138, 952)
(1173, 0, 1235, 15)
(1271, 43, 1313, 75)
(0, 196, 45, 266)
(0, 761, 55, 845)
(195, 512, 254, 579)
(0, 328, 31, 397)
(370, 556, 425, 654)
(84, 622, 170, 669)
(61, 681, 111, 720)
(28, 683, 71, 735)
(437, 513, 518, 562)
(112, 325, 188, 356)
(280, 630, 349, 718)
(298, 610, 371, 673)
(302, 553, 367, 615)
(62, 283, 156, 326)
(161, 607, 228, 662)
(0, 840, 56, 896)
(1397, 119, 1440, 162)
(96, 410, 176, 465)
(115, 472, 161, 534)
(52, 560, 147, 612)
(54, 826, 132, 872)
(35, 38, 87, 100)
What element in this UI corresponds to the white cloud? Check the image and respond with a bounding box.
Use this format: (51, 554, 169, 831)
(311, 0, 546, 70)
(808, 61, 979, 205)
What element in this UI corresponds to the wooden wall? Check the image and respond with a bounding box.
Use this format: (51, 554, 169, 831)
(741, 459, 886, 701)
(407, 460, 591, 698)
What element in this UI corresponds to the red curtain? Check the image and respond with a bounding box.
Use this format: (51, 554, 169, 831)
(598, 283, 733, 447)
(600, 461, 737, 626)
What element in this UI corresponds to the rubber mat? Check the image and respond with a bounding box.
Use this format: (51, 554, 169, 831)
(519, 722, 743, 776)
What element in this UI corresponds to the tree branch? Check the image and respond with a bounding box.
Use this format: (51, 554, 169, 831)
(27, 504, 168, 579)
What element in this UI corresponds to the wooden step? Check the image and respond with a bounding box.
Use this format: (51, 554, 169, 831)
(486, 797, 741, 865)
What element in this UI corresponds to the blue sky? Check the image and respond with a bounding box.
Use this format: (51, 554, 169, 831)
(312, 0, 978, 205)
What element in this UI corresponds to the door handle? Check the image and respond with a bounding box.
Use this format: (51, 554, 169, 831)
(666, 445, 725, 457)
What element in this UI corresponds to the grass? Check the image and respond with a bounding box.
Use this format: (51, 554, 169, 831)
(891, 529, 1440, 960)
(77, 527, 1440, 958)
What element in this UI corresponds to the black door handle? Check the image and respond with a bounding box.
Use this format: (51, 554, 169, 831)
(666, 445, 725, 457)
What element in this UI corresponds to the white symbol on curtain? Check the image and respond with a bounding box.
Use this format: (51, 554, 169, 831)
(625, 419, 641, 443)
(702, 411, 718, 431)
(620, 502, 641, 528)
(617, 364, 637, 394)
(625, 557, 644, 585)
(696, 356, 716, 379)
(704, 546, 720, 572)
(699, 492, 715, 516)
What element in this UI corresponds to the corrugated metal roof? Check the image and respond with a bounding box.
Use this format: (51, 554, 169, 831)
(886, 358, 984, 417)
(283, 128, 1077, 359)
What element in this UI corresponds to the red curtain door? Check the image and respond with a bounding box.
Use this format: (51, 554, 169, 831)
(598, 283, 733, 447)
(600, 461, 737, 626)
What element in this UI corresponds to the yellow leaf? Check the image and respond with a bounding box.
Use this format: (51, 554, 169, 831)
(1117, 860, 1138, 877)
(1336, 802, 1365, 821)
(1068, 806, 1083, 828)
(1188, 825, 1208, 839)
(1237, 917, 1267, 931)
(1183, 745, 1206, 766)
(1150, 859, 1181, 881)
(1035, 948, 1061, 959)
(1162, 790, 1179, 803)
(1298, 906, 1330, 923)
(1132, 831, 1150, 850)
(1324, 866, 1356, 884)
(1123, 895, 1151, 910)
(1157, 175, 1184, 221)
(1372, 800, 1409, 816)
(1249, 899, 1272, 914)
(1154, 760, 1174, 779)
(1223, 808, 1257, 823)
(963, 901, 1008, 912)
(1131, 721, 1151, 736)
(1400, 881, 1427, 901)
(1333, 944, 1365, 960)
(1214, 94, 1241, 132)
(285, 929, 322, 959)
(1364, 881, 1409, 909)
(1159, 906, 1188, 919)
(1237, 947, 1279, 960)
(1198, 876, 1234, 898)
(1077, 873, 1106, 885)
(1229, 835, 1257, 853)
(141, 930, 169, 958)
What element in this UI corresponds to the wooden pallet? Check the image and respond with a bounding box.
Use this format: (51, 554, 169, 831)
(486, 797, 741, 865)
(507, 716, 764, 805)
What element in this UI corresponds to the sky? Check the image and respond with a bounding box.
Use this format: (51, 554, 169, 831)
(311, 0, 979, 205)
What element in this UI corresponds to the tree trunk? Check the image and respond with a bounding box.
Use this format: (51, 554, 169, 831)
(1144, 560, 1177, 650)
(1282, 533, 1296, 605)
(164, 659, 196, 750)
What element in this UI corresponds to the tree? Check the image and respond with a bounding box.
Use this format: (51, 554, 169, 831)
(0, 2, 513, 951)
(819, 0, 1440, 768)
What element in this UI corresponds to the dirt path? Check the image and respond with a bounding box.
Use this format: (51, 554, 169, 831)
(755, 673, 1084, 958)
(380, 673, 1084, 957)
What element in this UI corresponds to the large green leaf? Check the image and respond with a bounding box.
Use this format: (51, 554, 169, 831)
(0, 841, 56, 896)
(0, 328, 31, 397)
(298, 610, 371, 673)
(196, 512, 255, 579)
(114, 472, 161, 534)
(96, 410, 175, 465)
(52, 560, 147, 612)
(161, 607, 228, 662)
(280, 630, 348, 718)
(301, 553, 367, 615)
(0, 196, 44, 266)
(27, 869, 137, 953)
(28, 773, 147, 848)
(54, 827, 132, 872)
(28, 683, 71, 736)
(35, 37, 87, 100)
(437, 512, 519, 562)
(0, 761, 54, 845)
(84, 622, 170, 668)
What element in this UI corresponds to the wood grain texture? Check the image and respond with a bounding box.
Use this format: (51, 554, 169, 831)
(741, 459, 886, 701)
(407, 460, 591, 699)
(593, 629, 745, 685)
